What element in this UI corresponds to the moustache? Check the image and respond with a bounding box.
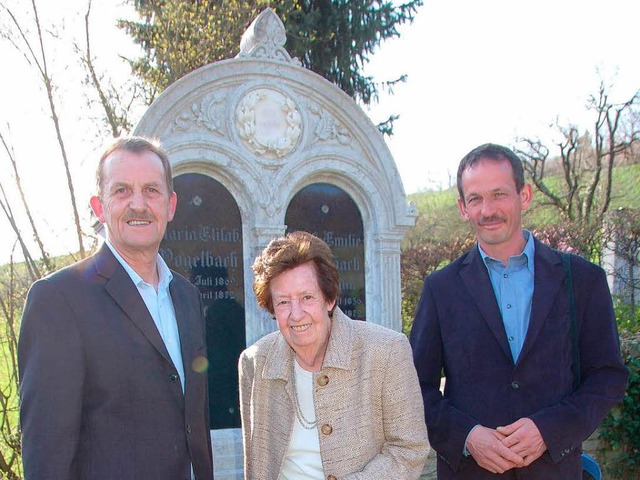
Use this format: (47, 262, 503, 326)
(478, 215, 505, 226)
(122, 211, 156, 223)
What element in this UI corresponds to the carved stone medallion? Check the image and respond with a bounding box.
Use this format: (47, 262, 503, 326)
(236, 88, 302, 159)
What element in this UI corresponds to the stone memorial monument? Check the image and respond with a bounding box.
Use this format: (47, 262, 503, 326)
(133, 8, 416, 479)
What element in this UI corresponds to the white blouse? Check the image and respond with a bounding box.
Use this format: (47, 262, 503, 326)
(278, 360, 324, 479)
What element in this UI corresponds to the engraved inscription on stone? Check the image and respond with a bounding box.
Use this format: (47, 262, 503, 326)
(285, 183, 366, 320)
(236, 88, 302, 158)
(160, 173, 245, 430)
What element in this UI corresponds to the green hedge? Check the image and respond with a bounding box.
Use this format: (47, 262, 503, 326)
(599, 328, 640, 479)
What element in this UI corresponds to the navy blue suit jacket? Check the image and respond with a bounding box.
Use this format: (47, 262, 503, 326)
(19, 244, 214, 480)
(410, 238, 628, 479)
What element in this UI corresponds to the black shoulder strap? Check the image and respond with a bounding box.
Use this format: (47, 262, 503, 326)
(562, 252, 581, 390)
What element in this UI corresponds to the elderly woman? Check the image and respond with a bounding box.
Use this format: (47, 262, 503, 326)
(239, 231, 429, 480)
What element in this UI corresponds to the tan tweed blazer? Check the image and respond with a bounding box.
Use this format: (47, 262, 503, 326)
(239, 308, 430, 479)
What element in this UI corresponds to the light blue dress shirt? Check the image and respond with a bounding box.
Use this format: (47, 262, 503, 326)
(479, 230, 535, 363)
(105, 240, 186, 392)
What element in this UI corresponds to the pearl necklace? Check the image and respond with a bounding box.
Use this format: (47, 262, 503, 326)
(291, 363, 317, 430)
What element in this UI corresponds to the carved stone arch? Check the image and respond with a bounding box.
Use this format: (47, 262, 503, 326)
(273, 154, 393, 231)
(163, 142, 274, 225)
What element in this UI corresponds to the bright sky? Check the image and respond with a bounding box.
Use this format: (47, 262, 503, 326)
(1, 0, 639, 263)
(366, 0, 640, 192)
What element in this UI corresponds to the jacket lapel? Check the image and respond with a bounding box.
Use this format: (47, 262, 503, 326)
(262, 334, 295, 477)
(95, 244, 174, 367)
(263, 334, 294, 382)
(170, 278, 194, 408)
(459, 246, 513, 362)
(172, 280, 193, 360)
(172, 280, 197, 373)
(321, 309, 354, 371)
(518, 239, 564, 364)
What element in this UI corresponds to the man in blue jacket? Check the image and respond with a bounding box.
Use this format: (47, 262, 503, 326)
(410, 143, 628, 479)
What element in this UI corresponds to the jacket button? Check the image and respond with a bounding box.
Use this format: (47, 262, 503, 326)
(327, 476, 337, 480)
(169, 374, 179, 383)
(321, 424, 333, 435)
(186, 424, 192, 434)
(510, 381, 520, 390)
(317, 374, 329, 386)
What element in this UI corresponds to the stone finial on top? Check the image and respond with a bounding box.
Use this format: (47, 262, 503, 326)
(238, 8, 301, 66)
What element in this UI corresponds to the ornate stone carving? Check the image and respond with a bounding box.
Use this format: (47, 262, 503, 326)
(172, 93, 227, 135)
(238, 8, 301, 66)
(236, 88, 302, 158)
(260, 194, 284, 218)
(308, 102, 351, 145)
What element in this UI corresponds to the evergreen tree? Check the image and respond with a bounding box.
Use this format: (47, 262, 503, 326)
(119, 0, 422, 106)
